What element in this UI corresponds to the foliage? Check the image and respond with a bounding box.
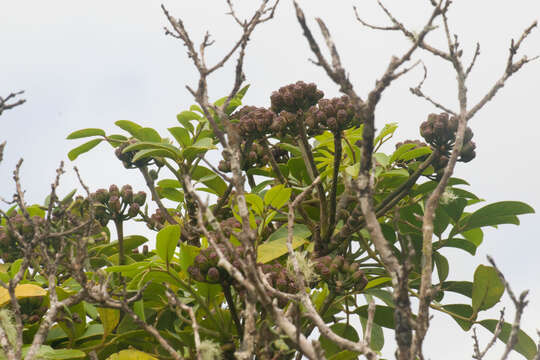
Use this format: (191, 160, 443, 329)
(1, 1, 538, 360)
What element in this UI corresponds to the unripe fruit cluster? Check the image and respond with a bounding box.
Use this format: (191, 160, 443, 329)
(115, 139, 148, 169)
(91, 184, 146, 225)
(420, 113, 476, 164)
(270, 81, 324, 114)
(314, 255, 368, 294)
(146, 209, 179, 231)
(260, 262, 299, 294)
(218, 143, 288, 173)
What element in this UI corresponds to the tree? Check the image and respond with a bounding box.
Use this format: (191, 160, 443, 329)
(0, 1, 538, 359)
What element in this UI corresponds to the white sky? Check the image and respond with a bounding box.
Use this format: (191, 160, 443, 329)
(1, 1, 539, 359)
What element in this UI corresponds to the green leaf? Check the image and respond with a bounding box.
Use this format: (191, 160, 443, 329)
(472, 265, 504, 313)
(356, 305, 395, 329)
(34, 347, 87, 359)
(399, 146, 432, 161)
(123, 141, 182, 159)
(434, 238, 477, 255)
(236, 84, 250, 100)
(257, 236, 307, 263)
(245, 194, 264, 215)
(442, 304, 474, 330)
(328, 351, 360, 360)
(191, 165, 228, 196)
(67, 139, 102, 161)
(158, 187, 184, 203)
(157, 179, 182, 188)
(183, 137, 216, 161)
(66, 128, 105, 139)
(364, 277, 391, 290)
(479, 320, 538, 360)
(277, 143, 302, 157)
(132, 149, 176, 162)
(453, 201, 534, 235)
(134, 299, 145, 322)
(168, 126, 192, 147)
(136, 127, 161, 142)
(320, 323, 359, 357)
(106, 349, 158, 360)
(441, 281, 473, 298)
(433, 251, 449, 282)
(179, 243, 201, 273)
(93, 235, 148, 256)
(462, 228, 483, 247)
(360, 317, 384, 351)
(389, 143, 416, 163)
(156, 225, 181, 267)
(374, 122, 398, 146)
(176, 111, 199, 133)
(115, 120, 143, 137)
(97, 307, 120, 337)
(264, 184, 291, 210)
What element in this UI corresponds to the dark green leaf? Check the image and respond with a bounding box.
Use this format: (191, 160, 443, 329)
(191, 165, 227, 196)
(453, 201, 534, 236)
(360, 317, 384, 351)
(433, 251, 449, 282)
(441, 281, 473, 298)
(66, 128, 105, 140)
(441, 304, 474, 330)
(389, 143, 416, 163)
(479, 320, 538, 360)
(320, 323, 359, 357)
(67, 139, 102, 161)
(434, 238, 477, 255)
(356, 305, 394, 329)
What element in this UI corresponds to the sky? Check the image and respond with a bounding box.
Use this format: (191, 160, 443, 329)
(1, 1, 539, 359)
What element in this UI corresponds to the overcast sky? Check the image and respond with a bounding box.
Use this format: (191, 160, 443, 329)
(1, 1, 539, 359)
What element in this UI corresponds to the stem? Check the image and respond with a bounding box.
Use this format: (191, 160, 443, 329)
(114, 219, 125, 266)
(223, 284, 243, 338)
(325, 131, 342, 242)
(296, 116, 328, 241)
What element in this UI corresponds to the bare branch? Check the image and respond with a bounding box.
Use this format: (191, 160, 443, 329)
(0, 91, 26, 116)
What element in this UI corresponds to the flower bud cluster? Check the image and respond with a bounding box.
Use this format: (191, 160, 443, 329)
(235, 107, 276, 139)
(91, 184, 146, 225)
(420, 113, 476, 164)
(313, 256, 368, 294)
(0, 214, 45, 262)
(305, 96, 360, 133)
(270, 81, 324, 114)
(188, 245, 245, 284)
